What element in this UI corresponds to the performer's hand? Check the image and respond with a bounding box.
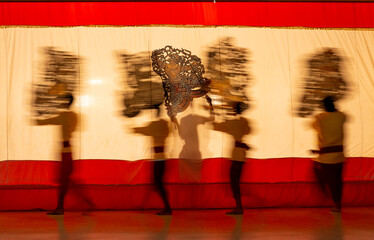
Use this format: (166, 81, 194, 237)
(209, 108, 215, 120)
(310, 149, 319, 154)
(171, 117, 179, 129)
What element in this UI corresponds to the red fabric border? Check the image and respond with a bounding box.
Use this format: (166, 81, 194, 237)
(1, 182, 374, 210)
(1, 158, 373, 210)
(0, 2, 374, 28)
(1, 158, 373, 186)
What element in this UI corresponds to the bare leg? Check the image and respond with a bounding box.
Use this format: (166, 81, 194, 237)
(313, 161, 328, 196)
(327, 163, 343, 212)
(154, 160, 171, 215)
(47, 152, 73, 215)
(227, 161, 244, 215)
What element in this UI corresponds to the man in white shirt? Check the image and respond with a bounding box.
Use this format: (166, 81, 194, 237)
(312, 96, 346, 212)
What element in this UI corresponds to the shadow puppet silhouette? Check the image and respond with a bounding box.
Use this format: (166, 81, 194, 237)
(296, 48, 348, 118)
(151, 46, 212, 121)
(204, 37, 251, 114)
(118, 51, 164, 118)
(212, 102, 251, 215)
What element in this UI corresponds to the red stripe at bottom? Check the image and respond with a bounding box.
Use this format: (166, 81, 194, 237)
(0, 158, 373, 210)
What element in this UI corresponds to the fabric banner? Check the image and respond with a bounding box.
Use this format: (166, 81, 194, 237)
(1, 2, 374, 28)
(1, 26, 374, 209)
(1, 26, 374, 162)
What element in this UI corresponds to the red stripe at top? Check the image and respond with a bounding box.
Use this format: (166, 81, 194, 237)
(0, 2, 373, 28)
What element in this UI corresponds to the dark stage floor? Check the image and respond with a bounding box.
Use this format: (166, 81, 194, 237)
(0, 207, 373, 240)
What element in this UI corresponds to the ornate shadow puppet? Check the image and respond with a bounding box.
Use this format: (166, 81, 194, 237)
(118, 51, 164, 117)
(151, 46, 213, 120)
(205, 37, 251, 116)
(297, 48, 348, 118)
(33, 47, 80, 118)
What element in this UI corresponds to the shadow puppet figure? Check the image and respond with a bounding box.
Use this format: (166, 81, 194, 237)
(151, 46, 212, 121)
(212, 102, 251, 215)
(297, 48, 348, 118)
(204, 37, 251, 115)
(118, 51, 164, 118)
(33, 47, 80, 118)
(311, 96, 346, 213)
(36, 92, 94, 215)
(132, 105, 172, 215)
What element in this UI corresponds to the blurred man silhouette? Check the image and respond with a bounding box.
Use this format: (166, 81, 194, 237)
(36, 92, 92, 215)
(311, 96, 346, 213)
(212, 102, 250, 214)
(133, 104, 172, 215)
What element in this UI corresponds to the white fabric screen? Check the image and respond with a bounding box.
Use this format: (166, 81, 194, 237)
(1, 26, 374, 161)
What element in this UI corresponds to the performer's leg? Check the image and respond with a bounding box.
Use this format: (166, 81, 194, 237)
(56, 174, 69, 211)
(227, 161, 244, 215)
(327, 163, 343, 212)
(313, 161, 328, 196)
(69, 182, 96, 215)
(48, 152, 72, 215)
(154, 160, 171, 215)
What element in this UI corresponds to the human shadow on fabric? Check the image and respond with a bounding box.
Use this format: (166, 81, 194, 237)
(177, 111, 214, 182)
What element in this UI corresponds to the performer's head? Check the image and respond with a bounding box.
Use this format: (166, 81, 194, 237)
(62, 93, 74, 109)
(152, 103, 162, 118)
(233, 101, 246, 115)
(322, 96, 336, 112)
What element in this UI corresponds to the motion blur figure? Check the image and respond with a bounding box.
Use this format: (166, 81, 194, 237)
(120, 50, 173, 215)
(36, 92, 93, 215)
(133, 105, 172, 215)
(311, 96, 346, 212)
(212, 102, 251, 215)
(177, 104, 214, 182)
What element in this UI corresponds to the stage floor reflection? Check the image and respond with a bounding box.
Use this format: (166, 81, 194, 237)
(0, 207, 373, 240)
